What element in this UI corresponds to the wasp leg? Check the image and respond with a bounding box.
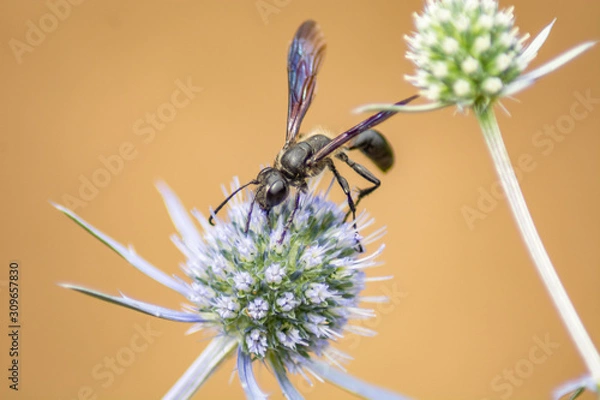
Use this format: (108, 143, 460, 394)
(244, 195, 258, 234)
(335, 152, 381, 222)
(325, 158, 364, 253)
(264, 208, 273, 231)
(278, 191, 302, 245)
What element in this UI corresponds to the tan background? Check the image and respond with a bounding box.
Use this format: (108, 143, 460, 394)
(1, 0, 599, 399)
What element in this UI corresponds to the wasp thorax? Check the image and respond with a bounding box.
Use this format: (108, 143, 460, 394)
(279, 142, 313, 179)
(280, 135, 331, 180)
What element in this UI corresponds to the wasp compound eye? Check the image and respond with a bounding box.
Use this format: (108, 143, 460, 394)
(267, 180, 288, 207)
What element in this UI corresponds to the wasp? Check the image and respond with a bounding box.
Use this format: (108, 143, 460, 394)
(209, 20, 417, 245)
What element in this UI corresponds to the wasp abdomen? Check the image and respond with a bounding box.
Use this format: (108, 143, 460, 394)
(349, 129, 394, 172)
(304, 134, 331, 152)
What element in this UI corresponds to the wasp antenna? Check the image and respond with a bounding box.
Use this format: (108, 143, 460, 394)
(208, 180, 258, 226)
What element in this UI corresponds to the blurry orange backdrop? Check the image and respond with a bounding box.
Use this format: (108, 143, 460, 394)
(1, 1, 599, 399)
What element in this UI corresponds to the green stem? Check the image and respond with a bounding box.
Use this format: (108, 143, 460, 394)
(475, 107, 600, 383)
(163, 335, 239, 399)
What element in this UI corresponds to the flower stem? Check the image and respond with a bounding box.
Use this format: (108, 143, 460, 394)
(475, 106, 600, 382)
(163, 335, 238, 400)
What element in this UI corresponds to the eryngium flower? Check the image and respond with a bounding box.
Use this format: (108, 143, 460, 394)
(354, 0, 600, 393)
(402, 0, 595, 109)
(53, 178, 407, 399)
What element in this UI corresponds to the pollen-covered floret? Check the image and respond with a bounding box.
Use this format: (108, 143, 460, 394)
(405, 0, 529, 107)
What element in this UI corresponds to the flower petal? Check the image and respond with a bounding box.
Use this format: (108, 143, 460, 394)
(164, 335, 239, 400)
(52, 202, 192, 298)
(504, 41, 597, 97)
(354, 101, 448, 114)
(59, 283, 206, 322)
(156, 181, 203, 247)
(238, 348, 269, 399)
(519, 18, 556, 69)
(269, 355, 304, 400)
(553, 374, 598, 400)
(306, 360, 412, 400)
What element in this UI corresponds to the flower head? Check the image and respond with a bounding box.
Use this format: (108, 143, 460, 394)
(356, 0, 595, 114)
(353, 1, 600, 389)
(53, 177, 403, 399)
(404, 0, 594, 108)
(346, 1, 600, 393)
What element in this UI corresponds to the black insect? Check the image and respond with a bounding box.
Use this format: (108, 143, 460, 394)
(209, 20, 417, 244)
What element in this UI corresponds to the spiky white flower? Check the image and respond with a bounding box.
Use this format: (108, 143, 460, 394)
(354, 1, 600, 389)
(247, 297, 269, 320)
(53, 177, 406, 400)
(305, 283, 334, 304)
(299, 245, 326, 269)
(233, 271, 255, 292)
(246, 329, 268, 357)
(304, 313, 336, 339)
(215, 295, 240, 319)
(264, 263, 285, 284)
(276, 327, 307, 350)
(276, 292, 300, 312)
(360, 0, 595, 113)
(403, 0, 595, 108)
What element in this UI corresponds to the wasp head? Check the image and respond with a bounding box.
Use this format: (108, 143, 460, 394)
(256, 167, 289, 211)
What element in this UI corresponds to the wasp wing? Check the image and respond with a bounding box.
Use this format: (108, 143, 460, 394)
(285, 20, 326, 146)
(309, 95, 418, 163)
